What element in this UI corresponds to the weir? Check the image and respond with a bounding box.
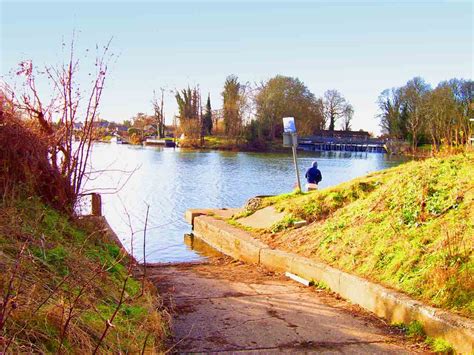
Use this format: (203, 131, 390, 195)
(298, 136, 387, 153)
(298, 131, 387, 153)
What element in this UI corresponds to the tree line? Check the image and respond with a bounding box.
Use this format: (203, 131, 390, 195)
(173, 75, 354, 148)
(126, 75, 472, 152)
(377, 77, 473, 151)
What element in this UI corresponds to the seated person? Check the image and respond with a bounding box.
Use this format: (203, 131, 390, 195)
(305, 161, 322, 187)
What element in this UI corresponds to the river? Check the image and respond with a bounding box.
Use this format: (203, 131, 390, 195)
(85, 144, 407, 263)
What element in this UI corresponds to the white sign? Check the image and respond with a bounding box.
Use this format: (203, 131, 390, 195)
(283, 117, 296, 134)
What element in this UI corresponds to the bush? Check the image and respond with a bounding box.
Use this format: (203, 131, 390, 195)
(0, 112, 74, 213)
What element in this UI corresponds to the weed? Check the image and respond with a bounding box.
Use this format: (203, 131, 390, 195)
(406, 320, 425, 340)
(270, 214, 297, 233)
(425, 337, 454, 354)
(310, 280, 329, 290)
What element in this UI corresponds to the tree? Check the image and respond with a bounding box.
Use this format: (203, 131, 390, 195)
(377, 88, 407, 138)
(10, 37, 112, 213)
(202, 94, 213, 135)
(152, 88, 165, 138)
(377, 76, 473, 150)
(341, 104, 354, 131)
(255, 75, 324, 139)
(423, 84, 457, 149)
(400, 77, 430, 151)
(175, 86, 200, 138)
(323, 90, 347, 131)
(222, 75, 245, 137)
(442, 78, 474, 145)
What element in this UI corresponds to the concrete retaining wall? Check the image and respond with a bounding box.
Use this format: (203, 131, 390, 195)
(191, 214, 474, 354)
(80, 215, 138, 264)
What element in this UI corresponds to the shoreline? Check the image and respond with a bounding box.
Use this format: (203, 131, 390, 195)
(95, 138, 442, 158)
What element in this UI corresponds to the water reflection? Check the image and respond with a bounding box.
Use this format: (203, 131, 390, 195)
(85, 144, 407, 263)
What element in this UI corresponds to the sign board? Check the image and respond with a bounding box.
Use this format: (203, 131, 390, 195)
(283, 117, 296, 134)
(283, 133, 297, 147)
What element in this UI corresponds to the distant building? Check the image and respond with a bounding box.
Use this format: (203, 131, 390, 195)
(93, 121, 110, 129)
(115, 124, 128, 133)
(73, 122, 84, 130)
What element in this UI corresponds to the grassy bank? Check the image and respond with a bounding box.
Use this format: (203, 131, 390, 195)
(0, 196, 167, 353)
(246, 153, 473, 318)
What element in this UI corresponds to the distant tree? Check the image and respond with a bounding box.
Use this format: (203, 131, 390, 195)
(341, 104, 354, 131)
(323, 90, 348, 131)
(377, 88, 407, 138)
(131, 112, 154, 138)
(122, 120, 132, 128)
(222, 75, 245, 137)
(255, 75, 324, 139)
(377, 76, 473, 150)
(152, 88, 165, 138)
(400, 77, 431, 151)
(202, 94, 213, 135)
(175, 86, 201, 138)
(441, 78, 474, 145)
(423, 84, 457, 149)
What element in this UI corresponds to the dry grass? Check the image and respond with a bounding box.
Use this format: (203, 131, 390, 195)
(0, 197, 168, 353)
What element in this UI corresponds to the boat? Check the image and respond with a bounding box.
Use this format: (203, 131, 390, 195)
(144, 137, 176, 147)
(110, 136, 127, 144)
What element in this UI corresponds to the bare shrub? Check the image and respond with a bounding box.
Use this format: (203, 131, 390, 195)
(1, 37, 112, 214)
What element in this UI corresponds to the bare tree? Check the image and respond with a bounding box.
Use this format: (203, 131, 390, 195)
(323, 89, 347, 131)
(341, 104, 354, 131)
(152, 88, 165, 138)
(13, 36, 112, 213)
(376, 88, 406, 138)
(400, 77, 430, 152)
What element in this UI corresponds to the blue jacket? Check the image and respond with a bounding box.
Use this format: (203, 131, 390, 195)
(305, 167, 322, 184)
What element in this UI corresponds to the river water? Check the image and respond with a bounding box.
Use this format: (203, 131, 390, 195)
(85, 144, 407, 263)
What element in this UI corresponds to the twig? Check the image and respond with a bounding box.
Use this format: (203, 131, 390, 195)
(141, 204, 150, 296)
(92, 274, 129, 354)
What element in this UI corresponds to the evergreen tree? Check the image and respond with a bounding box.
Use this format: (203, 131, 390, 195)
(203, 94, 213, 135)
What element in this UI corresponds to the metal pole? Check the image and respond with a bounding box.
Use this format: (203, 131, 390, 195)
(292, 133, 302, 192)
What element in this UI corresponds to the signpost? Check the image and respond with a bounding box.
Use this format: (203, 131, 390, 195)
(282, 117, 302, 192)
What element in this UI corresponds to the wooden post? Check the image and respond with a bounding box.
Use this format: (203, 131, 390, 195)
(91, 193, 102, 216)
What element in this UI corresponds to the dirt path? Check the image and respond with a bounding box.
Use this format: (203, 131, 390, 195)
(147, 257, 424, 354)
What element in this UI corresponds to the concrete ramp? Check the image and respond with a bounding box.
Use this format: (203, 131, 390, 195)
(237, 206, 286, 229)
(148, 257, 420, 353)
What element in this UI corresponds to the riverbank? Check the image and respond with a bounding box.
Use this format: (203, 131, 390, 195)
(0, 196, 168, 353)
(185, 152, 473, 352)
(244, 153, 473, 319)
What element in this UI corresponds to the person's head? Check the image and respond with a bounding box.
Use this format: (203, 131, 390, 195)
(312, 161, 318, 168)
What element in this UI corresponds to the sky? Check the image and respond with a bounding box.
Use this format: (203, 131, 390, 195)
(1, 0, 473, 135)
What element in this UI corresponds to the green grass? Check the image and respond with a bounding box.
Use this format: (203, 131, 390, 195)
(425, 337, 454, 354)
(251, 153, 474, 318)
(0, 196, 167, 353)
